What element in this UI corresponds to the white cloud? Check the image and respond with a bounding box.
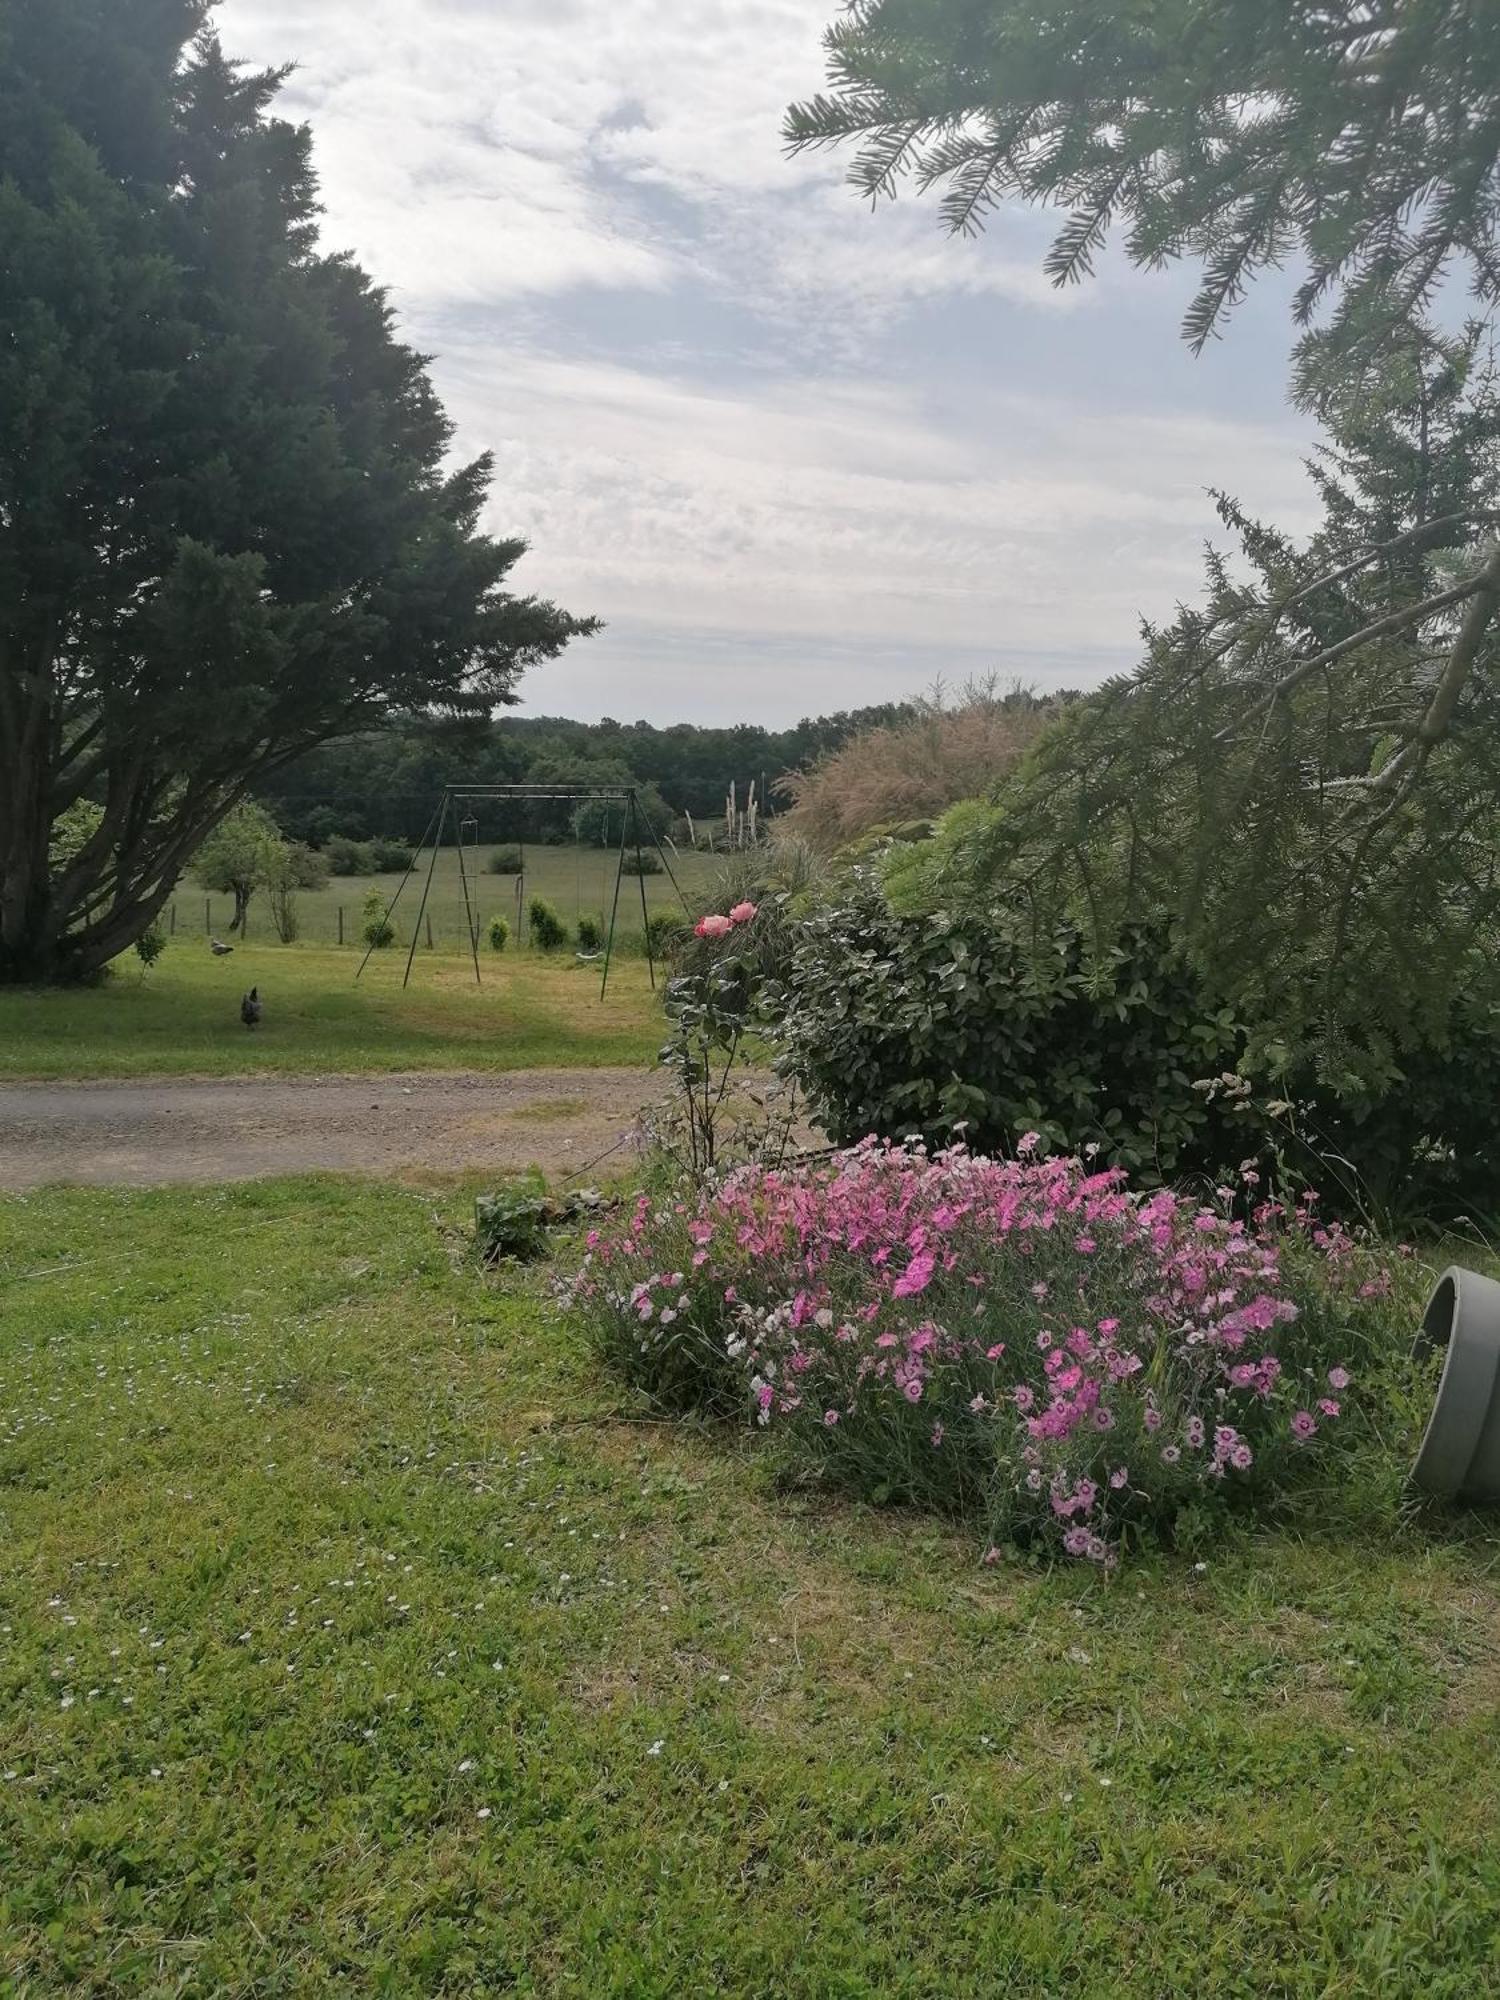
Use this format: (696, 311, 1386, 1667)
(216, 0, 1315, 724)
(434, 340, 1313, 658)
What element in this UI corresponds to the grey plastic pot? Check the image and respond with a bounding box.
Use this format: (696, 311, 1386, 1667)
(1411, 1264, 1500, 1502)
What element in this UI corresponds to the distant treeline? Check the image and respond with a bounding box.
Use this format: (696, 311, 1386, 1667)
(254, 705, 914, 846)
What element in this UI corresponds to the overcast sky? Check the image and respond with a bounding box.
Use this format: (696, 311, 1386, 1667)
(218, 0, 1320, 727)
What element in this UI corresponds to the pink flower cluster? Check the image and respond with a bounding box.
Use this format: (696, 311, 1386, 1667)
(694, 902, 757, 940)
(568, 1140, 1381, 1564)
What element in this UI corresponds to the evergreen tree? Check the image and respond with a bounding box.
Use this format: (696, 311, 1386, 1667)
(0, 0, 596, 982)
(786, 0, 1500, 402)
(893, 329, 1500, 1087)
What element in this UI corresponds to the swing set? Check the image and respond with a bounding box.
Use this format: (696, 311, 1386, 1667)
(354, 783, 689, 999)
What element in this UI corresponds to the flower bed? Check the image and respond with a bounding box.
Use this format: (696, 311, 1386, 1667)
(565, 1139, 1399, 1563)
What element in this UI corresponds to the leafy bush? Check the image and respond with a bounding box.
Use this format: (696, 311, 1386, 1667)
(475, 1178, 551, 1263)
(477, 1176, 604, 1263)
(488, 845, 524, 875)
(622, 850, 662, 875)
(576, 912, 603, 952)
(526, 895, 568, 951)
(776, 865, 1244, 1177)
(326, 836, 375, 876)
(369, 837, 414, 873)
(133, 920, 167, 971)
(565, 1141, 1401, 1563)
(361, 887, 395, 949)
(777, 865, 1500, 1222)
(487, 914, 510, 952)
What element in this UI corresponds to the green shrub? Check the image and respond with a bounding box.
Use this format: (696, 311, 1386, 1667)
(487, 914, 510, 952)
(576, 912, 603, 952)
(474, 1178, 551, 1263)
(775, 865, 1500, 1220)
(621, 850, 662, 875)
(776, 868, 1242, 1178)
(526, 895, 568, 952)
(488, 845, 524, 875)
(133, 920, 167, 971)
(361, 887, 395, 949)
(326, 835, 375, 876)
(369, 837, 414, 873)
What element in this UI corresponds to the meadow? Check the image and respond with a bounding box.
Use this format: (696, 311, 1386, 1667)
(179, 843, 721, 953)
(0, 947, 665, 1079)
(2, 1175, 1499, 1993)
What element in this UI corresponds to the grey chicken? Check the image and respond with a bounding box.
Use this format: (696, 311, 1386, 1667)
(210, 938, 234, 956)
(240, 986, 262, 1029)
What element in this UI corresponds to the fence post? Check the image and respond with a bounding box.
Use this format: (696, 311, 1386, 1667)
(169, 903, 177, 936)
(426, 914, 434, 951)
(337, 905, 344, 947)
(205, 897, 211, 935)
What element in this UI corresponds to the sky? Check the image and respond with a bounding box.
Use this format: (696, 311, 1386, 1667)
(218, 0, 1322, 727)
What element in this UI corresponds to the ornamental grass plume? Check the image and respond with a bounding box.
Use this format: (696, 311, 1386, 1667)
(563, 1139, 1401, 1564)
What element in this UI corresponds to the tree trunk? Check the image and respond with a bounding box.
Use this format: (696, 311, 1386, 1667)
(0, 648, 62, 984)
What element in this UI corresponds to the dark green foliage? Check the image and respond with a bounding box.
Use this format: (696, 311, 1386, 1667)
(621, 850, 662, 876)
(778, 868, 1243, 1175)
(0, 1, 595, 983)
(575, 912, 603, 952)
(525, 895, 568, 952)
(255, 704, 915, 846)
(786, 0, 1500, 403)
(474, 1178, 551, 1263)
(368, 837, 414, 874)
(325, 836, 375, 876)
(776, 867, 1500, 1221)
(486, 913, 510, 953)
(488, 845, 524, 875)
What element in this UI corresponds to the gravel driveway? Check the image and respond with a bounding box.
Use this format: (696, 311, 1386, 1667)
(0, 1068, 665, 1188)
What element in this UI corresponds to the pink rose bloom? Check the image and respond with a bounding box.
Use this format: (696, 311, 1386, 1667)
(695, 913, 733, 940)
(729, 901, 758, 925)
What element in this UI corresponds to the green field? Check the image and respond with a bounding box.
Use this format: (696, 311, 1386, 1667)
(2, 1175, 1498, 1993)
(175, 843, 722, 953)
(0, 946, 665, 1079)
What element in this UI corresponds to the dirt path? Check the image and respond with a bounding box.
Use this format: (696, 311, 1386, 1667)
(0, 1069, 667, 1189)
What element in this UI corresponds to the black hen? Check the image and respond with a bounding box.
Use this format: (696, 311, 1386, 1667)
(240, 987, 262, 1029)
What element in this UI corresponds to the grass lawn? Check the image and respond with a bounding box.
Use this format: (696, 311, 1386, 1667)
(3, 1176, 1500, 1993)
(0, 946, 666, 1081)
(177, 844, 722, 955)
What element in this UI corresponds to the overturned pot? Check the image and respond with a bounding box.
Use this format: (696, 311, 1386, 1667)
(1411, 1265, 1500, 1503)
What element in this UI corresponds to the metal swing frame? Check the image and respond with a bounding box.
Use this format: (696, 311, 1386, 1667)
(353, 783, 689, 999)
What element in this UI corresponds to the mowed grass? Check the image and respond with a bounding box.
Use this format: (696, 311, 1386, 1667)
(0, 946, 665, 1079)
(183, 843, 722, 953)
(4, 1178, 1500, 1994)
